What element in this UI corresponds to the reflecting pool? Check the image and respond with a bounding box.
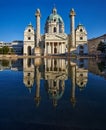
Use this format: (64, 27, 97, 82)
(0, 58, 106, 130)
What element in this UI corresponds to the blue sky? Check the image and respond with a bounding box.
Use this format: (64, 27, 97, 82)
(0, 0, 106, 42)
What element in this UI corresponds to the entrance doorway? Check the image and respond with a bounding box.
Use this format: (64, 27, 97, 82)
(27, 46, 31, 55)
(54, 48, 57, 54)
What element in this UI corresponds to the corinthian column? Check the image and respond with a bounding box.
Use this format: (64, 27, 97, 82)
(69, 8, 76, 48)
(35, 9, 41, 47)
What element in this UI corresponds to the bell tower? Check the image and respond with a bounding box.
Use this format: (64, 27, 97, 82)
(23, 23, 35, 55)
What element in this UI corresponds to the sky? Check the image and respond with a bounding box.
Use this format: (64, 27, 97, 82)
(0, 0, 106, 42)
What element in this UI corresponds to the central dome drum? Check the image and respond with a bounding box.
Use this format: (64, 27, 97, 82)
(45, 7, 65, 33)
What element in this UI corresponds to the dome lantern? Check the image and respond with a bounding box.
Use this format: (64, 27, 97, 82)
(52, 7, 57, 15)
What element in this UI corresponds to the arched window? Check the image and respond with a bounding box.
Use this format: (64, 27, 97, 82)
(80, 29, 83, 32)
(54, 81, 56, 86)
(80, 73, 83, 77)
(54, 60, 57, 65)
(54, 19, 56, 22)
(28, 37, 31, 40)
(28, 29, 31, 32)
(80, 37, 83, 40)
(28, 80, 30, 85)
(28, 73, 30, 76)
(80, 82, 83, 85)
(27, 58, 31, 67)
(54, 27, 57, 33)
(54, 48, 57, 53)
(27, 46, 31, 56)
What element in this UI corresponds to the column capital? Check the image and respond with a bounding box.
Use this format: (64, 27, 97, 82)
(69, 8, 76, 17)
(35, 8, 41, 17)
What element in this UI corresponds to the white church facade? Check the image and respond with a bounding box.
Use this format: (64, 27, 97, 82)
(23, 7, 88, 56)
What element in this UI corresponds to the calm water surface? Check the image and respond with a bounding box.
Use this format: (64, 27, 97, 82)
(0, 58, 106, 130)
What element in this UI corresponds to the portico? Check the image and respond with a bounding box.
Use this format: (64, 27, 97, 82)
(45, 41, 66, 55)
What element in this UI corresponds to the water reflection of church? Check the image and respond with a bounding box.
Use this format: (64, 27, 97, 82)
(23, 58, 88, 107)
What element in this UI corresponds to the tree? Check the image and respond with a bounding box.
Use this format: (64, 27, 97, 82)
(8, 48, 14, 54)
(97, 61, 106, 72)
(0, 48, 2, 54)
(2, 60, 9, 67)
(2, 46, 9, 54)
(11, 48, 14, 54)
(97, 41, 105, 53)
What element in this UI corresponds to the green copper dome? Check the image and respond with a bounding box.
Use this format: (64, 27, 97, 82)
(46, 8, 64, 24)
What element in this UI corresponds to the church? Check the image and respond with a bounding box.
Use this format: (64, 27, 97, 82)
(23, 7, 88, 56)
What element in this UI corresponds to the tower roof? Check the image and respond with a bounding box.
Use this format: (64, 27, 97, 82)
(28, 22, 33, 27)
(78, 23, 83, 27)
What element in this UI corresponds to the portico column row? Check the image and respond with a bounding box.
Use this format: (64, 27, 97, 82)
(45, 42, 66, 55)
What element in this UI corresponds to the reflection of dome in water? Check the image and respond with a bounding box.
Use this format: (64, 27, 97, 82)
(24, 77, 34, 93)
(24, 77, 34, 87)
(34, 47, 42, 56)
(47, 87, 64, 107)
(76, 80, 87, 90)
(34, 58, 42, 66)
(47, 84, 64, 101)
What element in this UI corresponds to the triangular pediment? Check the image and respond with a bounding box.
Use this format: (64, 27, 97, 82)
(55, 34, 67, 40)
(45, 33, 67, 41)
